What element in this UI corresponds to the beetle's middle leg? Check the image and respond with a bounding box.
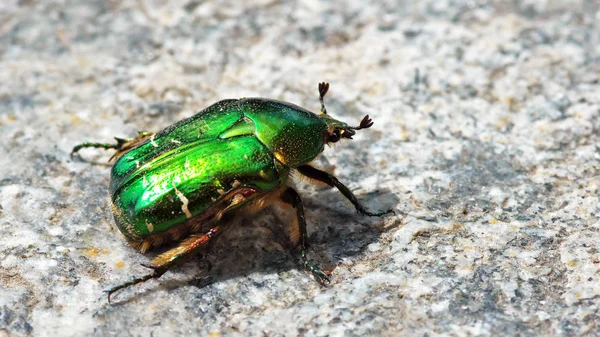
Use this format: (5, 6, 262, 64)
(71, 131, 155, 162)
(297, 164, 394, 216)
(104, 226, 220, 303)
(280, 186, 331, 285)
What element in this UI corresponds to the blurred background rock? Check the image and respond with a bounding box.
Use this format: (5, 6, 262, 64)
(0, 1, 599, 336)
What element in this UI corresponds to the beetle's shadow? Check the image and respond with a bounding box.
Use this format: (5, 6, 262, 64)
(107, 187, 400, 305)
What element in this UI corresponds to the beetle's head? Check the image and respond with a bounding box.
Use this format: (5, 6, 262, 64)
(317, 82, 374, 144)
(322, 114, 374, 144)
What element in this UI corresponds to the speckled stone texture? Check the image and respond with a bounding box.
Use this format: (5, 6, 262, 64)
(1, 1, 600, 336)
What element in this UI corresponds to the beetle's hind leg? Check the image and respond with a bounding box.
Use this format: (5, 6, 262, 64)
(105, 227, 220, 304)
(280, 187, 331, 285)
(71, 131, 155, 162)
(297, 164, 394, 216)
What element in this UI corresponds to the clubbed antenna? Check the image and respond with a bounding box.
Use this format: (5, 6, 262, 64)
(318, 82, 329, 114)
(350, 115, 374, 130)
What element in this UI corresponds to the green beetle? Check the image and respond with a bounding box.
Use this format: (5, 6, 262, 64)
(72, 83, 392, 302)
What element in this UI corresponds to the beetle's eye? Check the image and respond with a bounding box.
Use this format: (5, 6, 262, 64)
(329, 130, 341, 143)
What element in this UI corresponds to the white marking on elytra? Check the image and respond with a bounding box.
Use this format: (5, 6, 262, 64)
(150, 134, 158, 147)
(135, 160, 140, 169)
(171, 138, 181, 144)
(172, 180, 192, 218)
(145, 219, 154, 233)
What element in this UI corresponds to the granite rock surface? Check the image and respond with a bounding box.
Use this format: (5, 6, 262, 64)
(1, 0, 600, 336)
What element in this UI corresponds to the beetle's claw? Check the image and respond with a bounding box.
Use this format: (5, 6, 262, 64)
(377, 208, 395, 216)
(103, 289, 114, 304)
(302, 250, 332, 286)
(140, 263, 167, 279)
(358, 204, 395, 217)
(140, 263, 157, 270)
(313, 269, 332, 286)
(364, 209, 395, 217)
(70, 144, 86, 160)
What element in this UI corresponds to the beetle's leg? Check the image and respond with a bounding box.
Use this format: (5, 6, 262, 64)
(105, 226, 220, 304)
(297, 164, 394, 216)
(280, 187, 331, 285)
(71, 131, 155, 162)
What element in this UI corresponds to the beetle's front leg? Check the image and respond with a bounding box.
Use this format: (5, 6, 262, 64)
(71, 131, 155, 162)
(105, 227, 220, 304)
(297, 165, 394, 216)
(280, 187, 331, 285)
